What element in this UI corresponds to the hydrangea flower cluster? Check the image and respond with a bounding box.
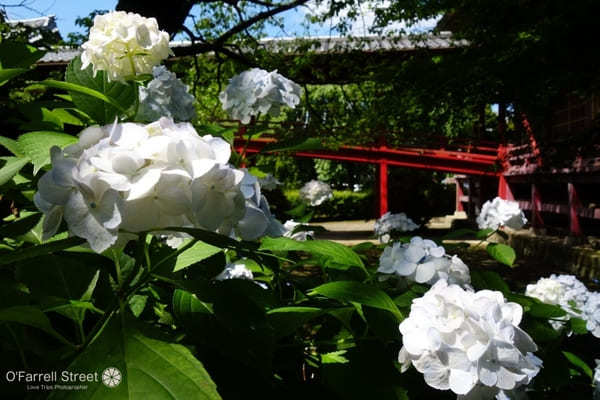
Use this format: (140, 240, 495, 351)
(34, 118, 281, 252)
(583, 292, 600, 338)
(374, 211, 419, 243)
(526, 274, 600, 337)
(137, 66, 196, 122)
(215, 262, 254, 281)
(477, 197, 527, 230)
(283, 220, 314, 241)
(299, 180, 333, 206)
(219, 68, 302, 124)
(399, 280, 542, 399)
(81, 11, 171, 81)
(378, 237, 471, 287)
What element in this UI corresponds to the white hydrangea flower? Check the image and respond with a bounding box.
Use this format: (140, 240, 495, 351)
(258, 174, 281, 191)
(283, 220, 314, 241)
(81, 11, 171, 81)
(219, 68, 301, 124)
(477, 197, 527, 230)
(137, 66, 196, 122)
(378, 237, 471, 287)
(582, 291, 600, 338)
(525, 274, 590, 331)
(399, 280, 542, 399)
(215, 261, 254, 281)
(34, 117, 276, 252)
(374, 212, 419, 243)
(299, 180, 333, 206)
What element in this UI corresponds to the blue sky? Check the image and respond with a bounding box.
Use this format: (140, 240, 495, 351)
(3, 0, 438, 39)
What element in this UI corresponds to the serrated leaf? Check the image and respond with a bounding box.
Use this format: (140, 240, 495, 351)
(260, 236, 365, 271)
(128, 295, 148, 317)
(173, 241, 222, 272)
(17, 131, 77, 174)
(0, 157, 30, 186)
(309, 281, 402, 320)
(63, 56, 135, 123)
(0, 136, 24, 156)
(569, 317, 588, 334)
(49, 317, 221, 399)
(486, 243, 516, 267)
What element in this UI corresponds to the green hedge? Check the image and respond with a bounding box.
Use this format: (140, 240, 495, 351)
(284, 189, 375, 221)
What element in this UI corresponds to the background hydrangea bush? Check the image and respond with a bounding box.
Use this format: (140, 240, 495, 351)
(0, 10, 598, 400)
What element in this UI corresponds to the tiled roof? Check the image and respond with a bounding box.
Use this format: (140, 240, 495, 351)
(37, 33, 466, 65)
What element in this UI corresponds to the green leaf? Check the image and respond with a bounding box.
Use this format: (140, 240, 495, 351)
(569, 317, 588, 334)
(0, 236, 85, 266)
(17, 131, 77, 174)
(0, 41, 44, 68)
(260, 236, 365, 270)
(0, 157, 30, 186)
(562, 351, 593, 379)
(266, 306, 323, 338)
(0, 212, 42, 237)
(173, 241, 222, 272)
(0, 68, 27, 86)
(63, 56, 135, 123)
(470, 269, 510, 294)
(49, 317, 221, 399)
(321, 350, 350, 364)
(527, 301, 567, 319)
(0, 305, 72, 346)
(0, 136, 24, 156)
(476, 228, 495, 239)
(442, 228, 477, 240)
(128, 295, 148, 318)
(486, 243, 516, 267)
(173, 289, 213, 321)
(309, 281, 403, 320)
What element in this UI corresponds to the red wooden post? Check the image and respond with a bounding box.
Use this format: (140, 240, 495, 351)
(497, 175, 514, 200)
(568, 182, 582, 236)
(455, 178, 464, 212)
(378, 161, 388, 216)
(531, 183, 544, 228)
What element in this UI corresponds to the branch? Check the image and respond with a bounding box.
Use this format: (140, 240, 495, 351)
(173, 0, 308, 59)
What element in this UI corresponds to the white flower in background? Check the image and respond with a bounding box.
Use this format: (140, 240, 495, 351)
(374, 212, 419, 243)
(215, 262, 254, 281)
(34, 117, 277, 252)
(525, 274, 590, 331)
(81, 11, 171, 81)
(582, 291, 600, 338)
(258, 174, 281, 191)
(219, 68, 302, 124)
(137, 66, 196, 122)
(477, 197, 527, 230)
(299, 180, 333, 206)
(378, 237, 470, 287)
(399, 280, 541, 399)
(283, 220, 314, 241)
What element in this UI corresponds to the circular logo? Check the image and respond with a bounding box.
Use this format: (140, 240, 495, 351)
(101, 367, 122, 388)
